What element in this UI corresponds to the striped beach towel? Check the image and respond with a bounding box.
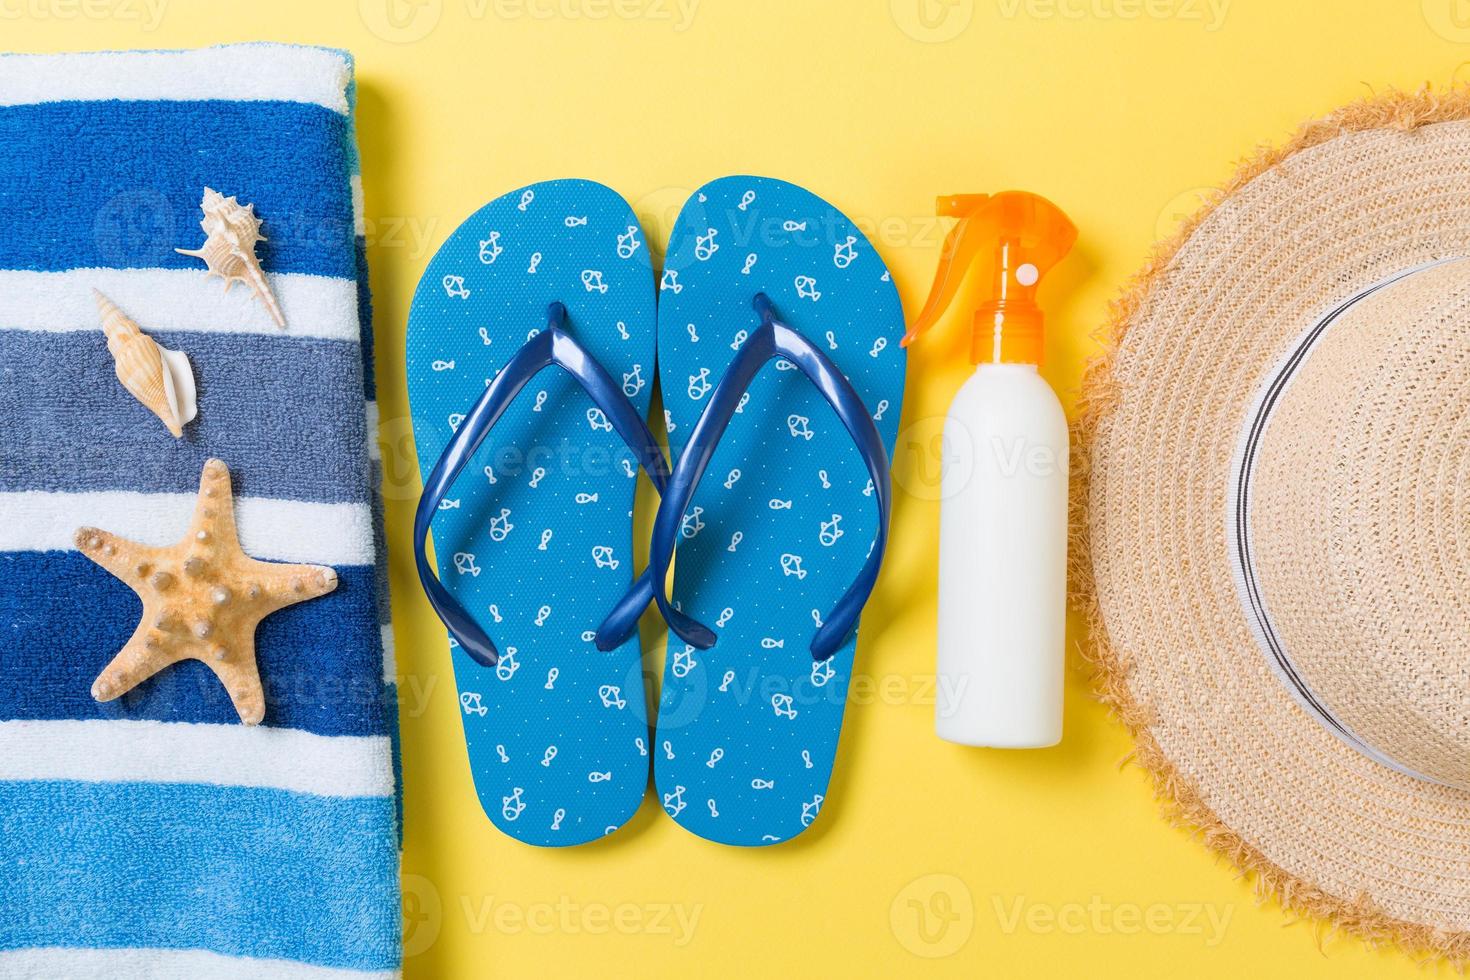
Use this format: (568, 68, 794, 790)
(0, 46, 401, 978)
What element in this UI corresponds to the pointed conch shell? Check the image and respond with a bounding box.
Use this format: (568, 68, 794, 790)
(94, 291, 197, 438)
(175, 187, 286, 328)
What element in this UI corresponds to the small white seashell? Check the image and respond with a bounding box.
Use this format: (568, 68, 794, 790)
(175, 187, 286, 328)
(94, 290, 197, 438)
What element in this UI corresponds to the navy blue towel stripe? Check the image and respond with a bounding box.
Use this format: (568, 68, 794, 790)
(0, 100, 354, 278)
(0, 329, 370, 504)
(0, 554, 389, 738)
(0, 779, 399, 971)
(356, 237, 378, 402)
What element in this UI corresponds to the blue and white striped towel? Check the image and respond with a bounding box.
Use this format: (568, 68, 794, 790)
(0, 45, 401, 978)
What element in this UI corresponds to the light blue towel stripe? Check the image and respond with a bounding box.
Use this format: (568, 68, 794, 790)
(0, 780, 399, 971)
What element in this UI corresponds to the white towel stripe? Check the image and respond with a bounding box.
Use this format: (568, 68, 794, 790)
(2, 490, 373, 567)
(0, 268, 360, 343)
(0, 719, 393, 799)
(0, 946, 397, 980)
(353, 174, 367, 237)
(381, 625, 398, 684)
(0, 45, 352, 114)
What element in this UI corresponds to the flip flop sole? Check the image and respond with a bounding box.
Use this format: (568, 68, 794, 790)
(407, 180, 655, 846)
(654, 176, 906, 845)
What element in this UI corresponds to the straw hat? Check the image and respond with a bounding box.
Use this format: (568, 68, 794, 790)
(1074, 87, 1470, 962)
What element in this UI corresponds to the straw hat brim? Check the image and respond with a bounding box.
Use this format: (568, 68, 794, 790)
(1072, 87, 1470, 963)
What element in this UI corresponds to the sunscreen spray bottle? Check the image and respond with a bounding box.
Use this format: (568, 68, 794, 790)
(902, 192, 1077, 747)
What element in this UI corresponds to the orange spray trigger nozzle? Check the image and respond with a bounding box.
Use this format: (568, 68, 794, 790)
(901, 194, 993, 347)
(901, 191, 1077, 366)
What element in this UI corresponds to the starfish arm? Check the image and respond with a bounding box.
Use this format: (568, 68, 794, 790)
(92, 621, 185, 703)
(73, 527, 168, 586)
(245, 560, 339, 615)
(194, 458, 238, 540)
(202, 651, 267, 726)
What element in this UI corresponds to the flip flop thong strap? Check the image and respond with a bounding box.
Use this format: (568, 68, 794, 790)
(601, 292, 892, 662)
(414, 302, 670, 668)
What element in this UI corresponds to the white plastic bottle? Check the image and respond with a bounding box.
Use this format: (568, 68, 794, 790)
(937, 363, 1068, 746)
(901, 191, 1077, 748)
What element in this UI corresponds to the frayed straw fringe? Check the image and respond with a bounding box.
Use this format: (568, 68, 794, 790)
(1068, 84, 1470, 967)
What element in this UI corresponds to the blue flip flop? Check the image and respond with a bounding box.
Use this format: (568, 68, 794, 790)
(601, 176, 906, 845)
(407, 180, 663, 847)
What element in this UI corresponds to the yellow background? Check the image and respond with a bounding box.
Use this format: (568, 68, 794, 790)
(10, 1, 1469, 976)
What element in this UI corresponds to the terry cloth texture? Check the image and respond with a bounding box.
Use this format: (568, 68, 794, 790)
(0, 45, 401, 978)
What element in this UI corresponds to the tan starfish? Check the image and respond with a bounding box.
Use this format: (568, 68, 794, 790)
(74, 458, 337, 725)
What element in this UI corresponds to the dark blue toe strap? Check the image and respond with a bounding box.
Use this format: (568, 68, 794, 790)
(414, 302, 670, 668)
(597, 293, 893, 662)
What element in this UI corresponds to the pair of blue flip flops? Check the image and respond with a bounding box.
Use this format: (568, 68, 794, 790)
(407, 177, 906, 847)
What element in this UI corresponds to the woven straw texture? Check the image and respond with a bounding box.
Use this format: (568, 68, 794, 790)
(1073, 88, 1470, 963)
(1252, 259, 1470, 791)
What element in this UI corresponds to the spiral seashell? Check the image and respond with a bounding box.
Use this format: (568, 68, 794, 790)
(94, 290, 196, 438)
(176, 187, 286, 328)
